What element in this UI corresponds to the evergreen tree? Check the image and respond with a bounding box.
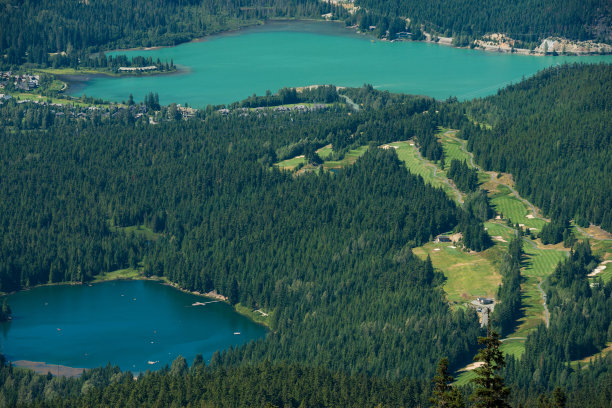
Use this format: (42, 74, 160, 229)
(470, 323, 511, 408)
(431, 357, 465, 408)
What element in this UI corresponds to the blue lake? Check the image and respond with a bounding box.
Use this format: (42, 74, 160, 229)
(69, 20, 612, 107)
(0, 280, 267, 373)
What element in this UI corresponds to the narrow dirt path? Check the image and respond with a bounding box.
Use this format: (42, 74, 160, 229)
(536, 279, 550, 328)
(575, 225, 598, 240)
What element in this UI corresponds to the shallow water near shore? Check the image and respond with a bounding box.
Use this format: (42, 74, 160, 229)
(68, 20, 612, 107)
(0, 280, 267, 374)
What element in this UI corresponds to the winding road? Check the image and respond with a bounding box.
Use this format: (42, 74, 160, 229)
(340, 95, 360, 111)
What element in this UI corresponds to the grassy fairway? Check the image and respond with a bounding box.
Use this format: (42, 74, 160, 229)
(413, 242, 501, 304)
(275, 145, 368, 171)
(389, 141, 462, 202)
(454, 369, 477, 386)
(275, 155, 306, 170)
(500, 339, 526, 358)
(490, 185, 546, 231)
(510, 243, 568, 338)
(440, 130, 471, 164)
(569, 342, 612, 369)
(316, 144, 333, 160)
(323, 145, 369, 169)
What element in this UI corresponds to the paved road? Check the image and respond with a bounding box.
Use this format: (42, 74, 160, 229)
(340, 95, 360, 111)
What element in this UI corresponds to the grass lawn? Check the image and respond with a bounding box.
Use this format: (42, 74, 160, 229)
(413, 242, 501, 304)
(35, 67, 111, 76)
(111, 224, 161, 240)
(235, 303, 273, 329)
(92, 268, 141, 282)
(275, 145, 368, 171)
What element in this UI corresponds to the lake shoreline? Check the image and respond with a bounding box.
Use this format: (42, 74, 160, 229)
(2, 273, 271, 330)
(3, 278, 269, 376)
(13, 360, 86, 378)
(56, 67, 189, 97)
(108, 18, 612, 58)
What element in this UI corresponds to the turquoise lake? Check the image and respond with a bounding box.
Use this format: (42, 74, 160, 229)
(68, 20, 612, 107)
(0, 280, 267, 373)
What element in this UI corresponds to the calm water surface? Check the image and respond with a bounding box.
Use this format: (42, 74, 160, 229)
(0, 280, 267, 372)
(69, 21, 612, 107)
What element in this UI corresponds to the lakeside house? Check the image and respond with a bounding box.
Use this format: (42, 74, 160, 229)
(118, 66, 158, 72)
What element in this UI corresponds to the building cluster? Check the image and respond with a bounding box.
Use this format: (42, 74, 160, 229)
(0, 72, 40, 91)
(218, 104, 328, 116)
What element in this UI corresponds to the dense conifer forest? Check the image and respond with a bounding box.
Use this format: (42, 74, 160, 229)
(353, 0, 611, 44)
(0, 93, 487, 381)
(0, 63, 611, 406)
(0, 0, 341, 68)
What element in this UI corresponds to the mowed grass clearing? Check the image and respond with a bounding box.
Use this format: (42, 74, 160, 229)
(111, 224, 161, 241)
(92, 268, 141, 282)
(500, 339, 526, 358)
(439, 130, 471, 164)
(413, 242, 501, 305)
(490, 185, 546, 231)
(323, 145, 369, 169)
(275, 145, 368, 171)
(512, 243, 568, 337)
(388, 141, 462, 202)
(316, 144, 333, 160)
(275, 155, 306, 170)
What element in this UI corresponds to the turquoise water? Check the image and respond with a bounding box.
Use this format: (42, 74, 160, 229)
(69, 21, 612, 107)
(0, 280, 267, 373)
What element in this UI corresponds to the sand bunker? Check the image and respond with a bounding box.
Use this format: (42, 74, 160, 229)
(588, 260, 611, 277)
(461, 361, 485, 371)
